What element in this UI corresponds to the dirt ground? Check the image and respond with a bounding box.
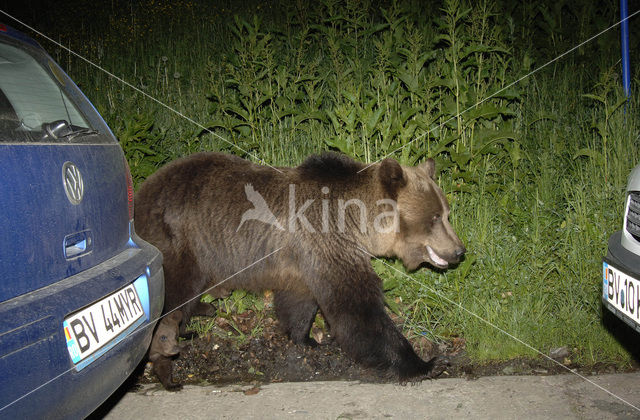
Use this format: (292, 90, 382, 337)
(132, 304, 635, 390)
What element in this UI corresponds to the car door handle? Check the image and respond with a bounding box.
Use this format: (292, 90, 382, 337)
(64, 230, 93, 259)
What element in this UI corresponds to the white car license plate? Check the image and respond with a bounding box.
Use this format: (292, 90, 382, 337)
(63, 279, 147, 368)
(603, 260, 640, 328)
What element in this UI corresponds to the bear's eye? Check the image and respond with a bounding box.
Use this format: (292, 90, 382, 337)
(160, 335, 167, 341)
(432, 214, 441, 223)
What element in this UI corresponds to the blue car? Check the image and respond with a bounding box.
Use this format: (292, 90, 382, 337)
(0, 24, 164, 418)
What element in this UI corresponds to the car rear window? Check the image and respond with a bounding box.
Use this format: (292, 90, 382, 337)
(0, 42, 93, 143)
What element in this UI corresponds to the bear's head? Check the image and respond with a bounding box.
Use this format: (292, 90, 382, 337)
(378, 158, 466, 271)
(151, 310, 182, 357)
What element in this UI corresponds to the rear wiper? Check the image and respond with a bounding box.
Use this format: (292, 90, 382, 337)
(66, 127, 100, 141)
(42, 120, 99, 141)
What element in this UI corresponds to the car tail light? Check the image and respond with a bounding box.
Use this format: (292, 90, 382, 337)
(123, 156, 134, 222)
(626, 192, 640, 242)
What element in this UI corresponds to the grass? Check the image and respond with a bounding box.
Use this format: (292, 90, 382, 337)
(11, 0, 640, 367)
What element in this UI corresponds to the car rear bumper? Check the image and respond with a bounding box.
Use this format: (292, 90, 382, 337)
(606, 231, 640, 275)
(0, 238, 163, 419)
(604, 230, 640, 333)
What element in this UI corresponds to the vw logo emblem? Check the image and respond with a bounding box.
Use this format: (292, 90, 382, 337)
(62, 161, 84, 205)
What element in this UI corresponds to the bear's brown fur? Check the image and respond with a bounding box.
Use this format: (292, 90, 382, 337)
(149, 310, 182, 391)
(135, 152, 465, 381)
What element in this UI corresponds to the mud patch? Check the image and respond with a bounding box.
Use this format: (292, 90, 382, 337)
(133, 307, 634, 389)
(141, 312, 387, 386)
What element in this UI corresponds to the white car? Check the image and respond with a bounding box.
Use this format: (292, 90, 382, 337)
(603, 163, 640, 332)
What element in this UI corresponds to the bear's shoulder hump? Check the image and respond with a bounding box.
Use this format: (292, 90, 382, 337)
(298, 152, 364, 180)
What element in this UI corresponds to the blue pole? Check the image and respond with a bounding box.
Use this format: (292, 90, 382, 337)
(621, 0, 631, 98)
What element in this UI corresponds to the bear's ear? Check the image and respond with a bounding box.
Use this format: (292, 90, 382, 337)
(379, 158, 407, 193)
(419, 158, 436, 180)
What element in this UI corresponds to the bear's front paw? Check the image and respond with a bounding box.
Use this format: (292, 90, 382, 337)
(425, 356, 450, 379)
(398, 355, 450, 384)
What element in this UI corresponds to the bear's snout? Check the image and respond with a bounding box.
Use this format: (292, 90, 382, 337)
(444, 245, 466, 264)
(454, 245, 466, 259)
(425, 243, 466, 269)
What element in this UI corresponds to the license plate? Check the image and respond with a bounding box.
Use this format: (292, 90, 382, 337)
(603, 260, 640, 328)
(63, 276, 148, 369)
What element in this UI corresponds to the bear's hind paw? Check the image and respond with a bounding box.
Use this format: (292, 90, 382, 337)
(163, 382, 183, 392)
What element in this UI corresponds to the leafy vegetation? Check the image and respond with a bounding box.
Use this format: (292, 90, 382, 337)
(15, 0, 640, 366)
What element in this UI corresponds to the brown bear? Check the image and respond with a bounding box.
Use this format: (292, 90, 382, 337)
(135, 152, 465, 381)
(149, 310, 182, 391)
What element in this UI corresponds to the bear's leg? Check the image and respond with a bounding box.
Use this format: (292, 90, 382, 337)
(162, 248, 208, 336)
(314, 271, 447, 381)
(274, 290, 319, 346)
(152, 356, 182, 391)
